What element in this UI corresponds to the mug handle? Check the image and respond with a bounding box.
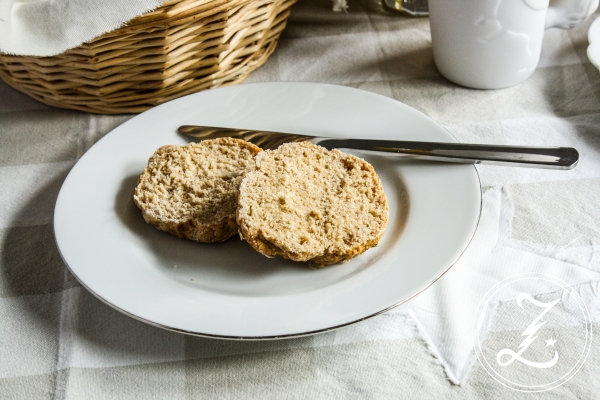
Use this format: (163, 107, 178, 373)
(545, 0, 599, 29)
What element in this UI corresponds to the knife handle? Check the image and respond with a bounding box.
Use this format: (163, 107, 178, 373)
(317, 139, 579, 170)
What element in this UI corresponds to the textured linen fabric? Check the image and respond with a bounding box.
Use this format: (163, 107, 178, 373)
(1, 0, 600, 398)
(0, 0, 166, 56)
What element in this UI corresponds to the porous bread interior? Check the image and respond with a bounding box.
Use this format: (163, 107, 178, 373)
(237, 142, 389, 265)
(134, 138, 261, 243)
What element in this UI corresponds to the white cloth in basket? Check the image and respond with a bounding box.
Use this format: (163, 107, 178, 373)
(0, 0, 165, 56)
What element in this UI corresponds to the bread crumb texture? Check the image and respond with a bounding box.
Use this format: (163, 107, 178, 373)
(237, 142, 389, 265)
(134, 138, 261, 243)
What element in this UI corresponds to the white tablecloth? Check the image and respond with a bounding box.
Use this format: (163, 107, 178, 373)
(1, 0, 599, 397)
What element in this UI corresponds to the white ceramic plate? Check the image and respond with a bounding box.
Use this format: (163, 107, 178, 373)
(54, 82, 481, 339)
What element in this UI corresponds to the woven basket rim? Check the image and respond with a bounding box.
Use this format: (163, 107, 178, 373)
(0, 0, 297, 114)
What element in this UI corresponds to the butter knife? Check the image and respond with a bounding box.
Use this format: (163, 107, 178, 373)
(178, 125, 579, 170)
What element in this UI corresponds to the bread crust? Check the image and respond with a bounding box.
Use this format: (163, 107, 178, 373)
(134, 138, 261, 243)
(237, 142, 389, 265)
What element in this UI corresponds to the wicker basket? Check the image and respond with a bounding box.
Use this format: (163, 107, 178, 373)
(0, 0, 296, 114)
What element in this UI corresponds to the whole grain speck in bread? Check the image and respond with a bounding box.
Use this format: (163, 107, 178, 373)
(134, 138, 261, 243)
(237, 141, 388, 266)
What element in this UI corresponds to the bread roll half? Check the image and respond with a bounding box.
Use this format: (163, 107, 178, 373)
(134, 138, 261, 243)
(237, 142, 388, 265)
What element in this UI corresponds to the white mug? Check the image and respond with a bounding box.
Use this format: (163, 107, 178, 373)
(428, 0, 599, 89)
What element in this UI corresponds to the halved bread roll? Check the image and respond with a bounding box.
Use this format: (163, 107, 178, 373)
(134, 138, 261, 243)
(237, 141, 388, 265)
